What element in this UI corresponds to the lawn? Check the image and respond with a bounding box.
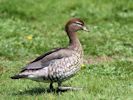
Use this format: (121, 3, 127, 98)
(0, 0, 133, 100)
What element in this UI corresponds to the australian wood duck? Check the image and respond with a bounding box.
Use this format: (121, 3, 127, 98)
(11, 18, 89, 91)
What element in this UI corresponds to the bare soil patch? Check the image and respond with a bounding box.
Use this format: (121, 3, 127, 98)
(86, 56, 113, 64)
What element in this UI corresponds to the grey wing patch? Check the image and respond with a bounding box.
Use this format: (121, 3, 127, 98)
(30, 48, 63, 63)
(21, 61, 51, 72)
(40, 49, 73, 63)
(21, 61, 42, 72)
(21, 58, 60, 72)
(21, 49, 74, 72)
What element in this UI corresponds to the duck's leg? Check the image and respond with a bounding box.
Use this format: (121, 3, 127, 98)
(57, 81, 62, 93)
(49, 82, 54, 91)
(58, 81, 62, 88)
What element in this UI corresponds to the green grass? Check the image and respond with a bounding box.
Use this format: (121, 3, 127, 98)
(0, 0, 133, 99)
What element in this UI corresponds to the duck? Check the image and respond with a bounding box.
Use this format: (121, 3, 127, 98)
(11, 18, 89, 91)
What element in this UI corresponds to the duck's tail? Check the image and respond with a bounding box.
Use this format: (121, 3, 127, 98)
(11, 74, 27, 79)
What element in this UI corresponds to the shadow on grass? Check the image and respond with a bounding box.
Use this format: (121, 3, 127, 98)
(12, 87, 69, 95)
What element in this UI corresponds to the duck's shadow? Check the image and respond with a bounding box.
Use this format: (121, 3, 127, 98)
(13, 87, 68, 95)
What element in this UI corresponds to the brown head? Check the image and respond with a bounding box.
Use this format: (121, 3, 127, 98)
(65, 18, 89, 33)
(65, 18, 89, 47)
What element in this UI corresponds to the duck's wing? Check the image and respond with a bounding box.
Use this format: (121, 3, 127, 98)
(30, 48, 63, 63)
(21, 48, 73, 72)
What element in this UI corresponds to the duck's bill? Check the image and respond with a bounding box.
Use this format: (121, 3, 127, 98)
(82, 26, 89, 32)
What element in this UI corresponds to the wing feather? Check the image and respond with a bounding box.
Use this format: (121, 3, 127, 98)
(21, 48, 73, 72)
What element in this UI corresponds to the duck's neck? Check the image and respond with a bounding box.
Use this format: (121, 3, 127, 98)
(67, 31, 82, 50)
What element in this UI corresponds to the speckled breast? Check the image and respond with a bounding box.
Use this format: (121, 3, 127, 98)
(48, 51, 83, 82)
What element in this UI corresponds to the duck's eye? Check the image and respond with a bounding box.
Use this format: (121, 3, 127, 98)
(75, 21, 83, 26)
(73, 22, 83, 28)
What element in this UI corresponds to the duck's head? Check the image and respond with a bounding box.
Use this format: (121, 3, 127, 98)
(65, 18, 89, 33)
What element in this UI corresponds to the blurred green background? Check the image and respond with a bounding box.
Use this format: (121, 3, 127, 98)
(0, 0, 133, 100)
